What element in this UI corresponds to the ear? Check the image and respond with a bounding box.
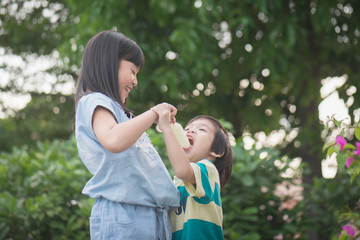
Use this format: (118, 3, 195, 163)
(209, 151, 224, 158)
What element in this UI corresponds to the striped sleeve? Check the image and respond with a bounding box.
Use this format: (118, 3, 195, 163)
(184, 160, 221, 206)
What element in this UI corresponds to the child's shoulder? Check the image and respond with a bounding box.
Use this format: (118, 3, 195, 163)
(82, 92, 110, 102)
(78, 92, 123, 115)
(193, 159, 218, 175)
(197, 159, 216, 167)
(80, 92, 115, 108)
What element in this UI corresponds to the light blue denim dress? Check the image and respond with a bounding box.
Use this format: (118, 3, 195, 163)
(75, 92, 179, 240)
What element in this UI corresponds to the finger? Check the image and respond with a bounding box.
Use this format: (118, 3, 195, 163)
(169, 104, 177, 111)
(170, 106, 177, 117)
(156, 124, 162, 132)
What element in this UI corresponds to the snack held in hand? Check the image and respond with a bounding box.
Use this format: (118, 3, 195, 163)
(171, 123, 190, 149)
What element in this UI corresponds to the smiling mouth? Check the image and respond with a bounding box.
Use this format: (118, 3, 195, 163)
(125, 86, 132, 93)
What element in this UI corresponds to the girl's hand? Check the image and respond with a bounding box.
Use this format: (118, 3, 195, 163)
(151, 103, 177, 123)
(151, 103, 177, 130)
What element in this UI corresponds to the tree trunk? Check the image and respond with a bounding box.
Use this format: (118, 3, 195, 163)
(297, 98, 323, 240)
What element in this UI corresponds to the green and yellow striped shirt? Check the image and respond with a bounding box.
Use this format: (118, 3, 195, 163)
(170, 159, 224, 240)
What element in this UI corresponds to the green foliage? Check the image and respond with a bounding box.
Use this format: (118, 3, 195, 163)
(321, 117, 360, 238)
(303, 170, 360, 239)
(1, 128, 359, 239)
(2, 0, 360, 134)
(323, 118, 360, 185)
(221, 133, 360, 239)
(0, 93, 75, 152)
(222, 139, 303, 239)
(1, 2, 360, 236)
(0, 136, 93, 239)
(2, 3, 360, 218)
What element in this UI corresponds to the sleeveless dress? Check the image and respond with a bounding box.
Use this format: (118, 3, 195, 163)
(75, 92, 179, 239)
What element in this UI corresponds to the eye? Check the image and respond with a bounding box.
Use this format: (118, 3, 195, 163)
(199, 128, 206, 132)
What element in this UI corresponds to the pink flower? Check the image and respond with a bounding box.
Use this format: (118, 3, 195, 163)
(346, 158, 354, 168)
(354, 142, 360, 155)
(338, 225, 355, 238)
(335, 136, 347, 150)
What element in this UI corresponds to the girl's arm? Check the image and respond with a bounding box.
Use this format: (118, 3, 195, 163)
(156, 110, 195, 184)
(92, 103, 176, 153)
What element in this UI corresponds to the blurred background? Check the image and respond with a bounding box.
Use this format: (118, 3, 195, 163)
(0, 0, 359, 239)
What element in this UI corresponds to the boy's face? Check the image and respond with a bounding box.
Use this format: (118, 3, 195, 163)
(184, 118, 216, 163)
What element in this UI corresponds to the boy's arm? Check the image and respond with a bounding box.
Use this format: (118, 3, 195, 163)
(157, 111, 196, 184)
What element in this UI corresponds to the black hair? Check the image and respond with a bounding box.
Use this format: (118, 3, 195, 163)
(74, 30, 144, 116)
(187, 115, 233, 189)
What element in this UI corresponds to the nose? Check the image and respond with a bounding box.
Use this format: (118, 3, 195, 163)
(186, 128, 196, 134)
(132, 76, 138, 87)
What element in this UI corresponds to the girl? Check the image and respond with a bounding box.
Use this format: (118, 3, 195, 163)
(154, 111, 233, 240)
(74, 30, 179, 239)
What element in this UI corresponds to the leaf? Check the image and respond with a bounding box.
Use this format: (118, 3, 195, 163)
(325, 121, 329, 131)
(339, 232, 350, 240)
(327, 147, 334, 157)
(322, 141, 335, 152)
(242, 207, 258, 215)
(241, 174, 254, 187)
(344, 143, 356, 150)
(350, 174, 356, 184)
(337, 153, 348, 170)
(333, 119, 342, 128)
(286, 24, 296, 47)
(240, 233, 261, 240)
(355, 127, 360, 141)
(333, 144, 341, 154)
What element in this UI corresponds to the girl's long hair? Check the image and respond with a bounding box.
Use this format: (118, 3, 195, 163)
(74, 30, 144, 116)
(187, 115, 234, 189)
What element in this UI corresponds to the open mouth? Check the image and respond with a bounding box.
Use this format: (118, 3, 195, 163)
(186, 135, 194, 147)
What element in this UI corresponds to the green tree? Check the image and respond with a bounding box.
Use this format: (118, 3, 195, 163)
(1, 1, 360, 238)
(0, 93, 74, 151)
(2, 0, 359, 169)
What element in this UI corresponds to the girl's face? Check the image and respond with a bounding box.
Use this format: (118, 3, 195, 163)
(184, 118, 217, 163)
(118, 60, 139, 104)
